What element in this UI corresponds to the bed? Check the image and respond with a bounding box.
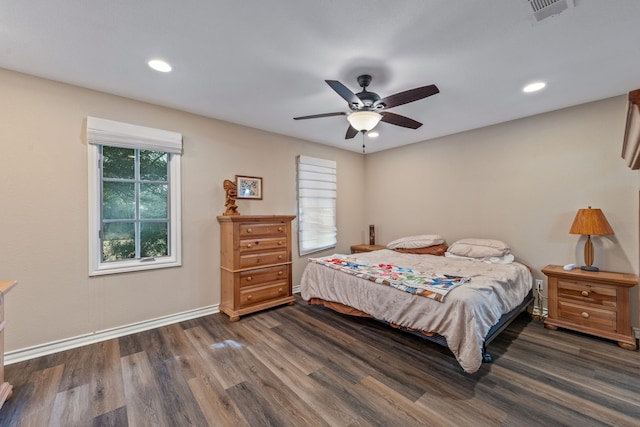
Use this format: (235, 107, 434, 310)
(299, 241, 533, 374)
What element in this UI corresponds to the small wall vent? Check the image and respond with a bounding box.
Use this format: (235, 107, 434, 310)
(528, 0, 574, 22)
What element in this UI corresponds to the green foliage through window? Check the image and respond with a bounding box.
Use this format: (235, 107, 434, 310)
(101, 147, 169, 262)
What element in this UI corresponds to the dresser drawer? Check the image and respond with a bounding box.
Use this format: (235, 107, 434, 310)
(239, 282, 289, 307)
(557, 299, 616, 331)
(238, 237, 288, 253)
(239, 265, 289, 288)
(239, 222, 288, 238)
(239, 250, 288, 268)
(557, 279, 617, 308)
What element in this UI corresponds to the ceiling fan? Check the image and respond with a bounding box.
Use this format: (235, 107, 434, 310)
(294, 74, 439, 139)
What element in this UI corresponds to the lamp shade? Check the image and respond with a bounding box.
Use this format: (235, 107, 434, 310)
(569, 207, 614, 236)
(347, 111, 382, 132)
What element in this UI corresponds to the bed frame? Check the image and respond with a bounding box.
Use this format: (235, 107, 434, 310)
(386, 289, 534, 363)
(314, 289, 534, 365)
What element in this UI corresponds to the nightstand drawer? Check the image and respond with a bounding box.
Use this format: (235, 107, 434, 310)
(557, 279, 617, 308)
(557, 300, 616, 331)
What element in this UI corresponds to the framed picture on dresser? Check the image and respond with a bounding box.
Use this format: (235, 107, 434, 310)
(236, 175, 263, 199)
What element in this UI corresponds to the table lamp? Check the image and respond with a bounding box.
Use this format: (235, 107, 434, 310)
(569, 206, 614, 272)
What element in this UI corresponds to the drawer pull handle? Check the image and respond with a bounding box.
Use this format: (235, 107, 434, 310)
(581, 290, 590, 297)
(246, 276, 252, 282)
(278, 288, 283, 293)
(278, 241, 283, 245)
(247, 295, 252, 300)
(278, 271, 283, 275)
(247, 244, 252, 248)
(247, 228, 252, 233)
(581, 312, 589, 319)
(278, 255, 283, 259)
(278, 227, 283, 232)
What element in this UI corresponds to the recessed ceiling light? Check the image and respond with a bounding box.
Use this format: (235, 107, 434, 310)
(148, 59, 172, 73)
(523, 81, 546, 93)
(367, 131, 379, 138)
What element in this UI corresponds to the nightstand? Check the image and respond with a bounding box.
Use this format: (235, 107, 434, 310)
(542, 265, 638, 350)
(350, 244, 386, 254)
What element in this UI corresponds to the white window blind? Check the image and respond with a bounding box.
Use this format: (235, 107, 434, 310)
(297, 155, 337, 256)
(87, 116, 182, 154)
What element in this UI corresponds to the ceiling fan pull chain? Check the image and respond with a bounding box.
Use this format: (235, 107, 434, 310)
(362, 131, 366, 153)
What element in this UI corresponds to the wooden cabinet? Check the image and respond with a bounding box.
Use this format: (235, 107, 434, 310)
(542, 265, 637, 350)
(0, 280, 17, 409)
(217, 215, 296, 321)
(350, 244, 386, 254)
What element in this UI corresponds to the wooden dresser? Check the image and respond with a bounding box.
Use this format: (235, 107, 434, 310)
(0, 280, 17, 409)
(217, 215, 296, 321)
(542, 265, 637, 350)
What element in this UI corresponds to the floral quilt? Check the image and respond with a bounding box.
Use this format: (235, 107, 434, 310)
(309, 256, 469, 302)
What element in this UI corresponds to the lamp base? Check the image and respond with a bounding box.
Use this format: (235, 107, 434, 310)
(580, 265, 599, 272)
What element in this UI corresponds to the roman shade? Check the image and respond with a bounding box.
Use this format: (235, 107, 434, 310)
(297, 155, 337, 255)
(86, 116, 182, 154)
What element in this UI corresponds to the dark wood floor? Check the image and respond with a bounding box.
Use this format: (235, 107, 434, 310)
(1, 295, 639, 426)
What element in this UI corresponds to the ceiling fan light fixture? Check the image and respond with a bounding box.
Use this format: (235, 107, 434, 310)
(347, 111, 382, 132)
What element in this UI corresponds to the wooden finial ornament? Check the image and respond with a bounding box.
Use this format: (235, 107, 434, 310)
(223, 179, 240, 216)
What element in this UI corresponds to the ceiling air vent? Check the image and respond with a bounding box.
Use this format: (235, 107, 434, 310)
(528, 0, 574, 22)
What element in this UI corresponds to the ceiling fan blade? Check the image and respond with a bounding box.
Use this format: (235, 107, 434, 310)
(345, 125, 358, 139)
(380, 111, 423, 129)
(293, 112, 347, 120)
(379, 84, 439, 109)
(325, 80, 364, 108)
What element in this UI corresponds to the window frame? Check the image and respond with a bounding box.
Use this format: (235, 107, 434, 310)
(87, 117, 182, 276)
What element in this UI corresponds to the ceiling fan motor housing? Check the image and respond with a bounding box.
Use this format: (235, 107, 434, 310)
(355, 75, 383, 110)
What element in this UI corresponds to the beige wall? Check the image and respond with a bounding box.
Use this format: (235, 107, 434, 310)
(0, 69, 366, 352)
(2, 68, 638, 355)
(365, 95, 639, 325)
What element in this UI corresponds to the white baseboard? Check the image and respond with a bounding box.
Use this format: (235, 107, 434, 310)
(634, 327, 640, 340)
(292, 285, 301, 294)
(5, 304, 219, 365)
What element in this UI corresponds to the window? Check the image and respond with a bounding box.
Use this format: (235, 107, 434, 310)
(297, 155, 337, 255)
(87, 117, 182, 275)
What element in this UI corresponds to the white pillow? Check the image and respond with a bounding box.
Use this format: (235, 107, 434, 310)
(446, 238, 510, 258)
(386, 234, 445, 249)
(445, 252, 515, 264)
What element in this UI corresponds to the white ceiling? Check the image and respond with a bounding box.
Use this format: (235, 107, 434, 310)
(2, 1, 640, 153)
